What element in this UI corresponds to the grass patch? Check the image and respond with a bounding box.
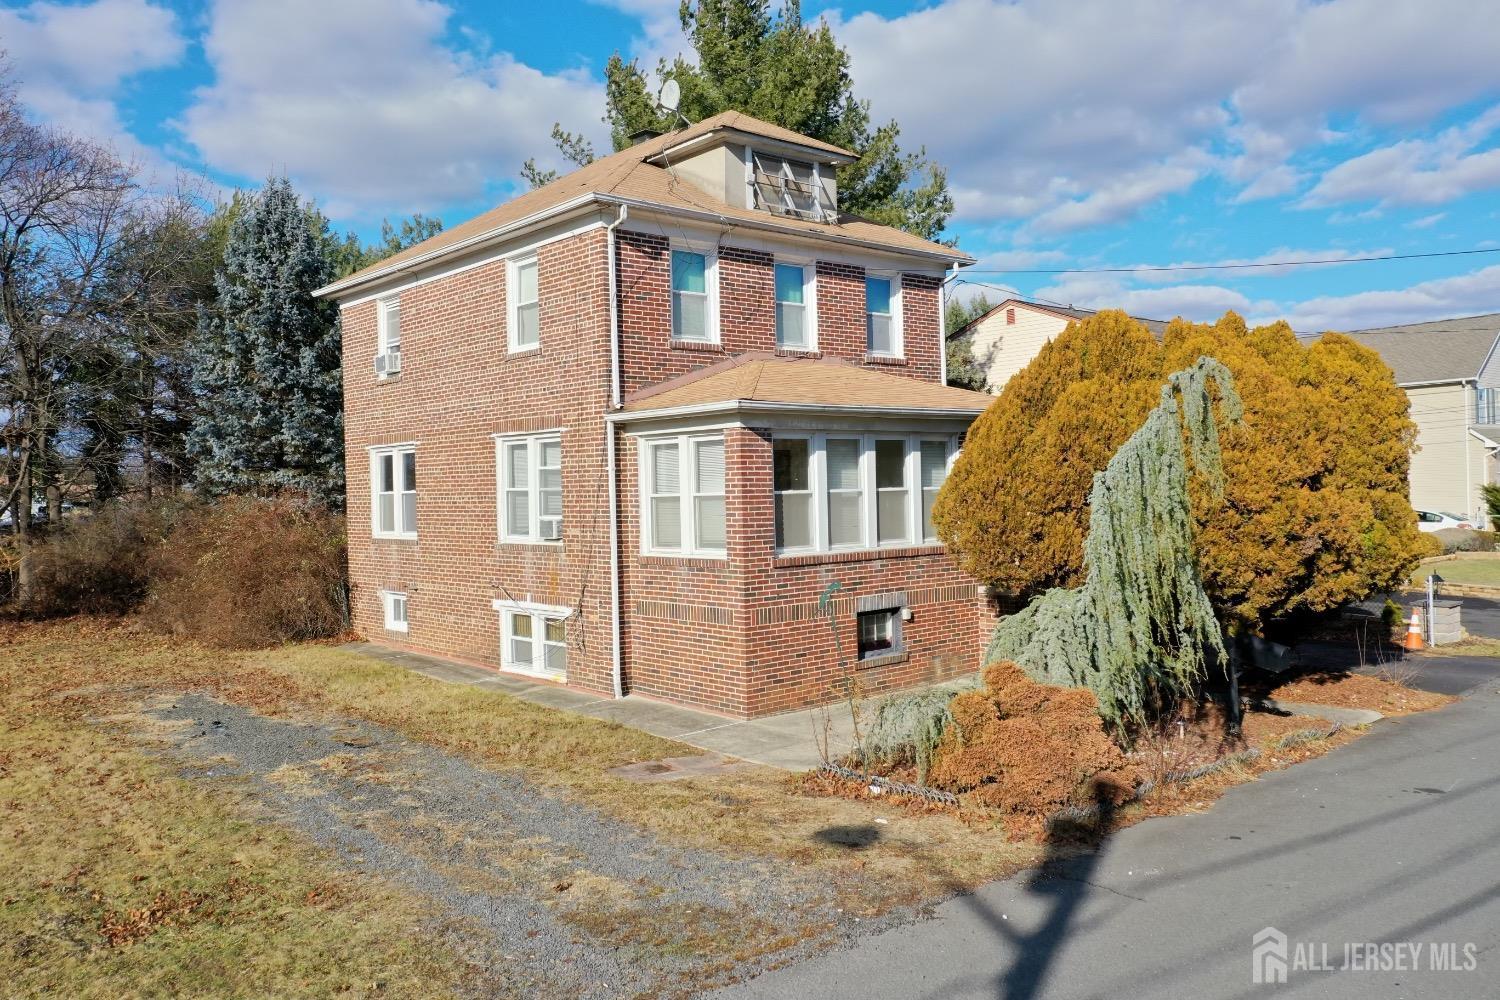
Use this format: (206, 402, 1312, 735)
(0, 641, 467, 996)
(1411, 556, 1500, 587)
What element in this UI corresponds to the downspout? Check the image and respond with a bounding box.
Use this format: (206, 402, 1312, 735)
(606, 204, 629, 698)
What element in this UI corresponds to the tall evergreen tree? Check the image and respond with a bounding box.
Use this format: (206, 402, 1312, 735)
(187, 177, 343, 506)
(550, 0, 953, 241)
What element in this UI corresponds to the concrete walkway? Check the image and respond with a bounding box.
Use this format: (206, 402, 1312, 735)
(342, 642, 865, 770)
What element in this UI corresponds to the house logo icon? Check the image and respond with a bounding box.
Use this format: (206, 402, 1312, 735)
(1252, 926, 1289, 984)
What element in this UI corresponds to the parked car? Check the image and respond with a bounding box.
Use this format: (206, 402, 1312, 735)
(1416, 509, 1474, 532)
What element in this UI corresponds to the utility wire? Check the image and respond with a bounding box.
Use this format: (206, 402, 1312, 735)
(966, 247, 1500, 275)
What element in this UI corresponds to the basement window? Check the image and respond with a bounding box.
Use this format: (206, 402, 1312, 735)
(857, 608, 902, 661)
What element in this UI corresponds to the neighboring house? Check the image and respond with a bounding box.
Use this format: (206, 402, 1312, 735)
(315, 111, 996, 719)
(949, 297, 1168, 391)
(1340, 313, 1500, 528)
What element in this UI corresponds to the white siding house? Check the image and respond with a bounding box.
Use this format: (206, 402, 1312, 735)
(950, 298, 1166, 392)
(1342, 313, 1500, 527)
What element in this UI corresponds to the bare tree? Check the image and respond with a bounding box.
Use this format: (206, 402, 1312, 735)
(0, 71, 135, 599)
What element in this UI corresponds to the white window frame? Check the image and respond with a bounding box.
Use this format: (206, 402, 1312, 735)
(507, 253, 541, 352)
(857, 607, 903, 660)
(376, 295, 401, 378)
(773, 434, 819, 551)
(638, 432, 728, 558)
(495, 431, 563, 544)
(369, 444, 418, 540)
(492, 598, 570, 680)
(669, 243, 720, 344)
(774, 259, 817, 351)
(380, 590, 409, 633)
(865, 274, 904, 359)
(772, 433, 954, 555)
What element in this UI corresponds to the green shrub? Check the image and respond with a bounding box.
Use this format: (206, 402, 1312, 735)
(1433, 527, 1496, 554)
(145, 495, 348, 648)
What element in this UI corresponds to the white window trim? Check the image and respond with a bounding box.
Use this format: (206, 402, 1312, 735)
(669, 242, 720, 345)
(774, 258, 818, 351)
(638, 432, 729, 559)
(491, 598, 571, 680)
(380, 589, 409, 633)
(773, 433, 953, 555)
(495, 430, 563, 545)
(369, 443, 418, 540)
(507, 253, 541, 353)
(865, 274, 904, 359)
(376, 296, 401, 379)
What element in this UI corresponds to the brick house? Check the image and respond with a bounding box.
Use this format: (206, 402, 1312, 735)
(316, 111, 997, 718)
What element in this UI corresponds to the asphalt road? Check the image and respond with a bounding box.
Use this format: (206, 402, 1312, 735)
(716, 656, 1500, 1000)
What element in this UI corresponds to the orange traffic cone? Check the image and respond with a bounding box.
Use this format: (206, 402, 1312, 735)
(1405, 608, 1425, 652)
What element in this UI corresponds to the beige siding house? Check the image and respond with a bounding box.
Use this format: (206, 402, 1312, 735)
(1342, 313, 1500, 527)
(950, 298, 1166, 392)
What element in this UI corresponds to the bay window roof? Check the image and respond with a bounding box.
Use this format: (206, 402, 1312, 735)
(619, 353, 993, 418)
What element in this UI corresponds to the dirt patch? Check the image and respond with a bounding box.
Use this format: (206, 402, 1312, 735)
(1271, 672, 1455, 716)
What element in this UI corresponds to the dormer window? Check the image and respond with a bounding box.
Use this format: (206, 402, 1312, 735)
(749, 151, 831, 221)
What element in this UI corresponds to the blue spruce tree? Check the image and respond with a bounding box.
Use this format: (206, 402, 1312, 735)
(189, 177, 344, 505)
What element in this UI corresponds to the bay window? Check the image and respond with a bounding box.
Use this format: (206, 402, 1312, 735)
(671, 249, 716, 342)
(370, 444, 417, 539)
(497, 432, 562, 543)
(773, 434, 953, 554)
(641, 433, 727, 556)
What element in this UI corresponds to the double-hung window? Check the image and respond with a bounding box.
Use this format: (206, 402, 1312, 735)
(641, 433, 726, 556)
(498, 433, 562, 543)
(510, 255, 540, 351)
(495, 601, 569, 680)
(371, 445, 417, 539)
(866, 276, 901, 357)
(671, 249, 716, 342)
(775, 262, 814, 350)
(375, 296, 401, 378)
(772, 434, 953, 554)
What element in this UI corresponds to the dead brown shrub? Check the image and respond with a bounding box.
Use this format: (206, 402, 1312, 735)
(927, 661, 1143, 837)
(144, 495, 347, 648)
(15, 500, 189, 617)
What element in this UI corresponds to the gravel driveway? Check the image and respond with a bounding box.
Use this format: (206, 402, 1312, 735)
(139, 692, 884, 998)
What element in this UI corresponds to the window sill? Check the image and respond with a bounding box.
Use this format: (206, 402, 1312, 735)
(498, 538, 563, 549)
(773, 544, 946, 568)
(499, 663, 567, 683)
(376, 373, 402, 384)
(774, 347, 821, 359)
(858, 650, 909, 670)
(505, 345, 542, 359)
(372, 533, 419, 543)
(384, 624, 409, 634)
(865, 354, 907, 366)
(669, 339, 725, 353)
(639, 553, 730, 568)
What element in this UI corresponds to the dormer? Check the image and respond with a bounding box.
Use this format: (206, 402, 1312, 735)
(643, 112, 856, 222)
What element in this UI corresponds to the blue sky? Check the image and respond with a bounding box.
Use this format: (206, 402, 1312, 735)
(5, 0, 1500, 331)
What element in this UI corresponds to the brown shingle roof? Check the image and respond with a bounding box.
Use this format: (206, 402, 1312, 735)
(620, 353, 994, 414)
(319, 110, 968, 298)
(647, 110, 856, 161)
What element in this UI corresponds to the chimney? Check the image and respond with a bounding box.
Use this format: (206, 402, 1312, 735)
(629, 128, 664, 146)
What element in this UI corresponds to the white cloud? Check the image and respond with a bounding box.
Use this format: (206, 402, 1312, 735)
(1028, 160, 1203, 235)
(1270, 264, 1500, 332)
(0, 0, 186, 172)
(821, 0, 1500, 227)
(1300, 107, 1500, 208)
(1406, 213, 1447, 229)
(1032, 272, 1261, 322)
(177, 0, 607, 217)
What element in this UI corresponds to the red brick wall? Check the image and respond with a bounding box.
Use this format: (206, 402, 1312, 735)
(343, 229, 616, 695)
(344, 223, 979, 718)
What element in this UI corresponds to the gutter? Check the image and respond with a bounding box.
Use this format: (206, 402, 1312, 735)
(605, 399, 990, 424)
(606, 204, 628, 700)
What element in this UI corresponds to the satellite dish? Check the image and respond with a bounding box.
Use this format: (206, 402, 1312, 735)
(658, 78, 681, 114)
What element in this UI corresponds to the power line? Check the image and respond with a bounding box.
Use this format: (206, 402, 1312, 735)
(966, 246, 1500, 275)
